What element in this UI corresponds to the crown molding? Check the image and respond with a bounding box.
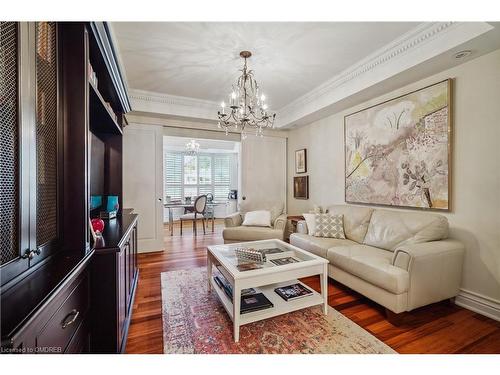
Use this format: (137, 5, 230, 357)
(129, 89, 220, 121)
(275, 21, 493, 128)
(130, 89, 219, 108)
(127, 22, 494, 127)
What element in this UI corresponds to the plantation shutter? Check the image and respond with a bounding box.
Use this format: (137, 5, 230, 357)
(164, 152, 182, 200)
(214, 155, 231, 201)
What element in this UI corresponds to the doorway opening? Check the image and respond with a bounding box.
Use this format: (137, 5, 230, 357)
(163, 136, 240, 240)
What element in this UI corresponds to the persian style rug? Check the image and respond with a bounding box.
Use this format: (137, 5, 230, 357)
(161, 267, 396, 354)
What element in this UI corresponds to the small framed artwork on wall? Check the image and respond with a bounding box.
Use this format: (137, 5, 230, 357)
(294, 176, 309, 200)
(295, 148, 307, 174)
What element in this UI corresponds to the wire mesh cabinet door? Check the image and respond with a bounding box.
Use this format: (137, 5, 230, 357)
(31, 21, 60, 267)
(0, 22, 61, 286)
(0, 22, 30, 284)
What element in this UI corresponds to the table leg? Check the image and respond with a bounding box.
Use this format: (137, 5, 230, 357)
(233, 281, 241, 342)
(169, 207, 173, 236)
(320, 263, 328, 315)
(211, 216, 214, 233)
(207, 253, 212, 292)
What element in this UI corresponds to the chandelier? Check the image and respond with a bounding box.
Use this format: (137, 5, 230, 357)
(217, 51, 276, 139)
(185, 139, 200, 155)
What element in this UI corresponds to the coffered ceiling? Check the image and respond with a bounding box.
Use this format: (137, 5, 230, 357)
(110, 22, 500, 128)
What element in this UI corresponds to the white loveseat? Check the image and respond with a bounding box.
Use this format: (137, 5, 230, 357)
(290, 205, 465, 314)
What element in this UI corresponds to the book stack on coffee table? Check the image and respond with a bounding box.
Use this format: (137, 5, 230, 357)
(213, 272, 273, 314)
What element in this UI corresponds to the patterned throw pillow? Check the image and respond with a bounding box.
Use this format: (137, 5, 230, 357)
(313, 214, 346, 239)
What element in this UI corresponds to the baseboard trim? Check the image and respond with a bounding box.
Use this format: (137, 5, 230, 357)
(455, 289, 500, 322)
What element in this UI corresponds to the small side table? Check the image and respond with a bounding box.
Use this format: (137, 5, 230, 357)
(287, 215, 305, 240)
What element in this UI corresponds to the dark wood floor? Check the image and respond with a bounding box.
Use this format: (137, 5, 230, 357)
(125, 221, 500, 354)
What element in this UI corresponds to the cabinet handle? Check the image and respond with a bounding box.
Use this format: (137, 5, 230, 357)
(61, 309, 80, 329)
(21, 248, 41, 259)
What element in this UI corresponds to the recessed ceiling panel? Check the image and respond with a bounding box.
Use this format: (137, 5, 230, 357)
(112, 22, 419, 109)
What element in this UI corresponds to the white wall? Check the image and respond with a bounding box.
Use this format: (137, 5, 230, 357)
(239, 135, 288, 213)
(287, 49, 500, 310)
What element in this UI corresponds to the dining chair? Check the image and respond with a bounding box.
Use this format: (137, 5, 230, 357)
(180, 195, 207, 236)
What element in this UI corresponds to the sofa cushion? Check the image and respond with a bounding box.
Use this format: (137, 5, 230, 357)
(222, 226, 284, 242)
(290, 233, 357, 259)
(363, 209, 449, 251)
(326, 205, 373, 243)
(327, 245, 409, 294)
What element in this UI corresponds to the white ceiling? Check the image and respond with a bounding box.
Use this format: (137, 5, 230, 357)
(112, 22, 419, 109)
(112, 22, 500, 128)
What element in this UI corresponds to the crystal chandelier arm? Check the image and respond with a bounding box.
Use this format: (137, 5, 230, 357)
(216, 51, 276, 136)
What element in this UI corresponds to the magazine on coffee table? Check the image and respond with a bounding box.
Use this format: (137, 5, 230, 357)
(274, 283, 314, 301)
(256, 248, 284, 255)
(270, 257, 299, 266)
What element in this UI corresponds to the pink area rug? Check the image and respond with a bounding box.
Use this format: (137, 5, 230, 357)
(161, 267, 396, 354)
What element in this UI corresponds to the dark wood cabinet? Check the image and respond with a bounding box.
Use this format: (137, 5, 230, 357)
(1, 252, 92, 353)
(1, 22, 131, 354)
(91, 214, 138, 353)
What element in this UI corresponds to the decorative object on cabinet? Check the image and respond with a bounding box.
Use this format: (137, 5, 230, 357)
(295, 148, 307, 174)
(293, 176, 309, 200)
(91, 218, 105, 234)
(345, 79, 451, 210)
(99, 196, 119, 219)
(90, 195, 103, 210)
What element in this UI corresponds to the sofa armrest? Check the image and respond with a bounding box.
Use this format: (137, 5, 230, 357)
(392, 239, 465, 271)
(296, 220, 308, 234)
(224, 212, 243, 228)
(273, 213, 288, 232)
(392, 239, 465, 310)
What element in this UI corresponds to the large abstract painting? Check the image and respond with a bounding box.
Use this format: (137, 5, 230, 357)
(344, 80, 451, 210)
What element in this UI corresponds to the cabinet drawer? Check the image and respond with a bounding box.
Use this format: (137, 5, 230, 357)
(36, 272, 90, 352)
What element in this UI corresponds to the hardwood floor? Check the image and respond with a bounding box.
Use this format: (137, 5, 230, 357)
(125, 221, 500, 354)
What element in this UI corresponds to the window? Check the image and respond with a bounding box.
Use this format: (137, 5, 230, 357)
(164, 151, 234, 201)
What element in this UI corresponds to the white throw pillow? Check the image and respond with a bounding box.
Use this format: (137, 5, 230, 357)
(242, 210, 272, 227)
(302, 213, 316, 235)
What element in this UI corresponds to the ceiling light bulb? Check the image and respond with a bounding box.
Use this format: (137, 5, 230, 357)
(231, 92, 236, 99)
(221, 101, 226, 108)
(263, 104, 268, 110)
(260, 94, 266, 101)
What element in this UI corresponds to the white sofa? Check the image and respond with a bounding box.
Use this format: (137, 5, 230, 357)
(290, 205, 465, 314)
(223, 212, 287, 244)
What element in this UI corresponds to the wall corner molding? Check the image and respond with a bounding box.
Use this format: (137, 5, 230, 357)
(275, 21, 493, 128)
(455, 289, 500, 322)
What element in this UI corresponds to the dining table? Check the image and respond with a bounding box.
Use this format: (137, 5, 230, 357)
(164, 201, 227, 235)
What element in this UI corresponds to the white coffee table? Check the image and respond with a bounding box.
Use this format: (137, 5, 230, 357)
(207, 239, 329, 342)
